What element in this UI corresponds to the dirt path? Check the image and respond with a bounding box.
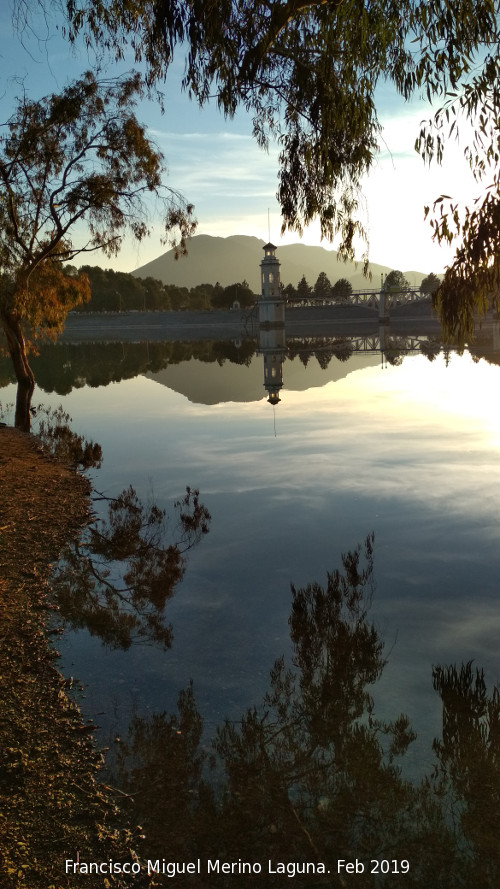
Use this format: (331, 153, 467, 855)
(0, 427, 146, 888)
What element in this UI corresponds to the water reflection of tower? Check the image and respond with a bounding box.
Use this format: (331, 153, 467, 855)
(258, 243, 286, 404)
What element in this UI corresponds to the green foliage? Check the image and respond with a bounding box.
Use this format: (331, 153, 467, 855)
(420, 272, 441, 296)
(431, 185, 500, 347)
(412, 6, 500, 341)
(60, 4, 496, 259)
(76, 265, 148, 311)
(296, 275, 312, 302)
(282, 282, 297, 302)
(384, 269, 410, 291)
(60, 0, 413, 266)
(0, 71, 195, 278)
(211, 280, 255, 309)
(31, 403, 103, 470)
(56, 0, 500, 340)
(188, 282, 214, 310)
(313, 270, 331, 299)
(331, 277, 353, 302)
(0, 70, 196, 397)
(71, 266, 257, 312)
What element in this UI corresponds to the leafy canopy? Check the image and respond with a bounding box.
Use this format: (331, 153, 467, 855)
(0, 70, 196, 344)
(420, 272, 441, 295)
(313, 271, 332, 298)
(331, 277, 353, 302)
(12, 0, 500, 342)
(384, 269, 410, 291)
(59, 2, 499, 272)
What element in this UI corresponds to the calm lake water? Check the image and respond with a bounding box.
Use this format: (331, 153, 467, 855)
(3, 330, 500, 885)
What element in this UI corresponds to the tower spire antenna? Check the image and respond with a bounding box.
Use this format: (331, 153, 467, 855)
(268, 207, 271, 242)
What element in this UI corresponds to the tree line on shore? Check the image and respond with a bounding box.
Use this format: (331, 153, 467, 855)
(285, 269, 440, 304)
(0, 0, 498, 426)
(68, 266, 440, 313)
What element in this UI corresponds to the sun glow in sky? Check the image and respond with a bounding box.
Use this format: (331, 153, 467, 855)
(0, 6, 483, 276)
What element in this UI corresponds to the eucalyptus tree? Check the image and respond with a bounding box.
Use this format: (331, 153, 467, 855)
(0, 70, 195, 428)
(56, 0, 500, 337)
(12, 0, 500, 342)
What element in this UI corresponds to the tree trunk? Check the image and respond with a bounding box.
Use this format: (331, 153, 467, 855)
(1, 308, 35, 432)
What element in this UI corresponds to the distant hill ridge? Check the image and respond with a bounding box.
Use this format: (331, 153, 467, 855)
(133, 234, 429, 291)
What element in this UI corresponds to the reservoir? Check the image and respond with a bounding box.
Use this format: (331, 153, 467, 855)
(2, 325, 499, 884)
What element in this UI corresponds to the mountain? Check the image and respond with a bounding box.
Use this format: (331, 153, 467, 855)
(133, 234, 429, 292)
(146, 352, 379, 405)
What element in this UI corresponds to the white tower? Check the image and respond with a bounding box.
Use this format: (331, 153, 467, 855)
(261, 242, 281, 298)
(258, 243, 286, 403)
(259, 242, 285, 325)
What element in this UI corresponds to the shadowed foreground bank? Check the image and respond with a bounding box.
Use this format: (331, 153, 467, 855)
(0, 428, 147, 888)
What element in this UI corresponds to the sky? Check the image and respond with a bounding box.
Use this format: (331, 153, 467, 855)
(0, 4, 483, 276)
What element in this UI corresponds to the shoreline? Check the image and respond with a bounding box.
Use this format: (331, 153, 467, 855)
(0, 427, 147, 888)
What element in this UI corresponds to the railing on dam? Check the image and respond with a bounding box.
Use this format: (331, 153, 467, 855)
(287, 286, 424, 309)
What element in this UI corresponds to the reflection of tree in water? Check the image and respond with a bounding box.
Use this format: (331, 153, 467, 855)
(286, 336, 354, 369)
(382, 337, 407, 366)
(108, 536, 500, 887)
(330, 339, 354, 363)
(107, 536, 476, 887)
(0, 339, 259, 395)
(114, 682, 208, 868)
(432, 662, 500, 885)
(30, 414, 500, 886)
(54, 486, 210, 649)
(212, 339, 256, 366)
(210, 534, 422, 882)
(419, 336, 442, 362)
(28, 403, 210, 649)
(1, 400, 211, 651)
(33, 404, 103, 469)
